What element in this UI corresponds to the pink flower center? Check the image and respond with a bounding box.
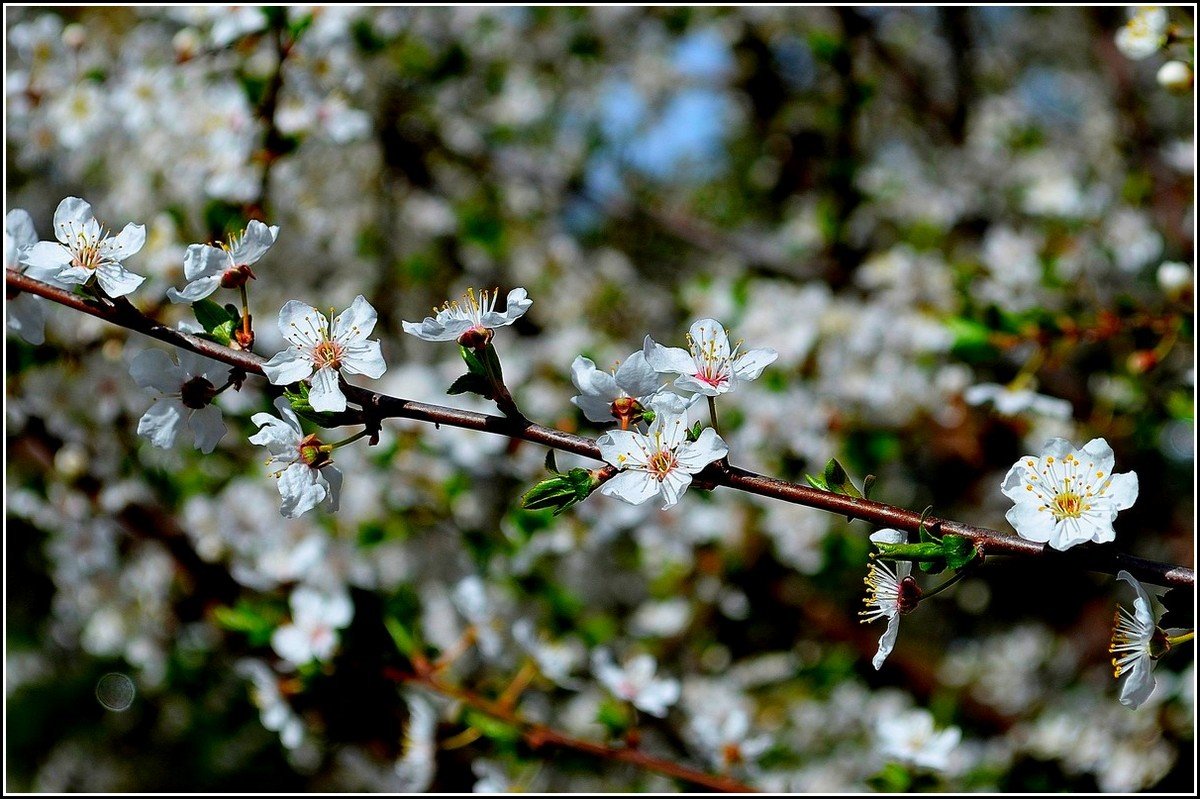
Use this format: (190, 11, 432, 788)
(648, 450, 677, 481)
(313, 340, 344, 370)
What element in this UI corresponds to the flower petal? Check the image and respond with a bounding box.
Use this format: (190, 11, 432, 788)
(277, 300, 327, 349)
(1103, 471, 1139, 512)
(480, 287, 531, 327)
(643, 335, 696, 377)
(7, 294, 46, 345)
(53, 196, 94, 241)
(277, 462, 326, 518)
(137, 400, 185, 448)
(571, 356, 618, 400)
(166, 275, 223, 303)
(188, 404, 227, 454)
(307, 366, 346, 413)
(688, 318, 730, 360)
(232, 219, 278, 266)
(341, 340, 387, 378)
(262, 349, 314, 386)
(597, 430, 649, 468)
(20, 241, 72, 272)
(658, 470, 692, 509)
(599, 469, 660, 506)
(94, 262, 145, 298)
(675, 427, 727, 473)
(732, 346, 778, 381)
(614, 350, 663, 397)
(182, 243, 229, 281)
(572, 394, 616, 423)
(130, 349, 186, 393)
(5, 208, 37, 252)
(320, 466, 343, 513)
(401, 316, 471, 342)
(332, 294, 378, 343)
(1118, 654, 1156, 709)
(872, 613, 900, 670)
(1006, 501, 1055, 544)
(105, 222, 147, 261)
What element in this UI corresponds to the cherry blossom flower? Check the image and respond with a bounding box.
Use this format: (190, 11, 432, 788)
(271, 585, 355, 667)
(963, 382, 1072, 420)
(1115, 6, 1167, 60)
(262, 295, 387, 413)
(130, 348, 229, 453)
(860, 529, 921, 670)
(686, 702, 772, 771)
(249, 397, 344, 518)
(402, 287, 531, 346)
(1110, 570, 1162, 709)
(6, 208, 58, 345)
(875, 707, 962, 772)
(166, 220, 279, 303)
(643, 317, 777, 397)
(1001, 437, 1139, 551)
(596, 398, 727, 510)
(591, 648, 680, 717)
(21, 196, 146, 298)
(236, 659, 305, 750)
(570, 350, 680, 427)
(394, 691, 438, 791)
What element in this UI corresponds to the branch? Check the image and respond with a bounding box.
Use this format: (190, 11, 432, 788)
(387, 668, 756, 793)
(7, 269, 1194, 589)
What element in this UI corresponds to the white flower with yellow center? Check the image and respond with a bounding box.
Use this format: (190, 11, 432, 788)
(861, 529, 921, 670)
(167, 219, 279, 303)
(1109, 570, 1177, 710)
(596, 398, 727, 510)
(262, 295, 387, 413)
(1115, 6, 1168, 60)
(1001, 437, 1139, 551)
(643, 317, 777, 397)
(22, 196, 146, 298)
(402, 286, 531, 346)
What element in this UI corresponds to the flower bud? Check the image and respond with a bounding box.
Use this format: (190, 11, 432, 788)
(1156, 60, 1193, 94)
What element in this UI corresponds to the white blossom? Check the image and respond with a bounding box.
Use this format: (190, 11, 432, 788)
(271, 585, 355, 667)
(1156, 60, 1193, 92)
(875, 707, 961, 772)
(1001, 437, 1139, 551)
(394, 691, 438, 791)
(570, 351, 670, 425)
(167, 220, 279, 303)
(402, 286, 531, 343)
(6, 208, 56, 345)
(130, 348, 228, 453)
(21, 197, 146, 298)
(1109, 570, 1159, 709)
(860, 529, 918, 670)
(236, 659, 305, 750)
(262, 295, 387, 413)
(644, 317, 777, 397)
(964, 382, 1072, 420)
(591, 648, 680, 717)
(249, 397, 344, 518)
(1115, 6, 1168, 60)
(686, 702, 772, 771)
(596, 399, 727, 510)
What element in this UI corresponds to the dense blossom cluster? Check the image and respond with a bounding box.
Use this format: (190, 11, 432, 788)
(5, 5, 1193, 793)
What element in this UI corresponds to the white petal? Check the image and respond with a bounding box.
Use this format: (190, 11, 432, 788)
(643, 335, 696, 376)
(130, 349, 186, 393)
(481, 287, 531, 327)
(20, 241, 72, 272)
(870, 529, 907, 546)
(732, 347, 778, 381)
(1080, 437, 1117, 479)
(1039, 437, 1076, 460)
(599, 470, 661, 506)
(188, 405, 227, 454)
(6, 208, 37, 251)
(307, 366, 346, 413)
(272, 624, 314, 665)
(1103, 471, 1139, 512)
(572, 394, 616, 423)
(1118, 655, 1156, 709)
(636, 678, 680, 717)
(674, 373, 725, 397)
(658, 470, 692, 509)
(7, 294, 46, 345)
(1000, 459, 1034, 502)
(401, 316, 471, 342)
(1006, 502, 1055, 544)
(614, 350, 663, 397)
(94, 262, 145, 298)
(1117, 570, 1157, 629)
(333, 295, 378, 342)
(53, 196, 94, 240)
(277, 300, 327, 349)
(232, 219, 277, 265)
(319, 466, 343, 514)
(872, 614, 901, 670)
(166, 275, 223, 303)
(53, 265, 95, 286)
(182, 244, 229, 280)
(597, 430, 649, 468)
(675, 427, 727, 473)
(688, 318, 730, 360)
(277, 462, 326, 518)
(105, 222, 146, 261)
(137, 400, 185, 448)
(262, 349, 314, 386)
(571, 356, 618, 400)
(341, 340, 387, 378)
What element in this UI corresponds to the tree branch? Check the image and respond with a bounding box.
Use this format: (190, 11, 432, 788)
(7, 269, 1194, 589)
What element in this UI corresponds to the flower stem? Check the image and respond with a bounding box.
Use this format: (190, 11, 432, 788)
(707, 396, 720, 435)
(326, 428, 371, 450)
(1167, 630, 1195, 647)
(921, 567, 971, 600)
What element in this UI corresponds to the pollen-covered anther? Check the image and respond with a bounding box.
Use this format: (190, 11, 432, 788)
(648, 450, 677, 480)
(313, 339, 344, 370)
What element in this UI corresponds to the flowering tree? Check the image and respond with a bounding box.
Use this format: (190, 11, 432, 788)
(5, 6, 1195, 793)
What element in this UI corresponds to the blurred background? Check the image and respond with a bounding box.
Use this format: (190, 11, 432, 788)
(5, 5, 1194, 792)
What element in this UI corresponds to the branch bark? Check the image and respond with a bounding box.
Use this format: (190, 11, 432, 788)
(7, 269, 1194, 590)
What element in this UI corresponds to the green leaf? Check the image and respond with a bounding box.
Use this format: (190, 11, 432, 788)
(284, 385, 345, 428)
(862, 474, 877, 501)
(463, 709, 522, 745)
(482, 342, 505, 382)
(384, 616, 419, 657)
(459, 345, 488, 376)
(193, 299, 237, 346)
(544, 450, 559, 474)
(805, 473, 829, 491)
(941, 535, 978, 571)
(447, 372, 492, 397)
(686, 421, 703, 442)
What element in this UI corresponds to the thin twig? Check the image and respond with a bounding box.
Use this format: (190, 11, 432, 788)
(7, 270, 1194, 589)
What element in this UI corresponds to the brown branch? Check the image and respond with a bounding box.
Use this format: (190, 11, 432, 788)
(388, 668, 756, 793)
(7, 269, 1194, 590)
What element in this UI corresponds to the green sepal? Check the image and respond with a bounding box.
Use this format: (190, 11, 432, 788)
(192, 298, 237, 346)
(640, 408, 656, 425)
(521, 467, 597, 515)
(685, 421, 703, 442)
(447, 372, 492, 397)
(284, 384, 345, 428)
(823, 458, 862, 498)
(482, 342, 505, 382)
(459, 345, 489, 377)
(872, 541, 947, 563)
(941, 534, 978, 571)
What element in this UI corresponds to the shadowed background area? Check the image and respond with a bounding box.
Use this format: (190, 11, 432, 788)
(5, 6, 1194, 792)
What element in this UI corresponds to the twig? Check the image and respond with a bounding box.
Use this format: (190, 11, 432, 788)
(6, 270, 1194, 590)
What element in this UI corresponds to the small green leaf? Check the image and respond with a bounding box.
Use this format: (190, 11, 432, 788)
(447, 372, 492, 397)
(805, 473, 829, 491)
(686, 421, 703, 442)
(482, 342, 505, 381)
(640, 408, 656, 424)
(942, 535, 978, 571)
(862, 474, 877, 501)
(545, 450, 559, 474)
(463, 709, 522, 744)
(284, 385, 345, 428)
(385, 616, 419, 657)
(459, 345, 488, 377)
(193, 299, 237, 346)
